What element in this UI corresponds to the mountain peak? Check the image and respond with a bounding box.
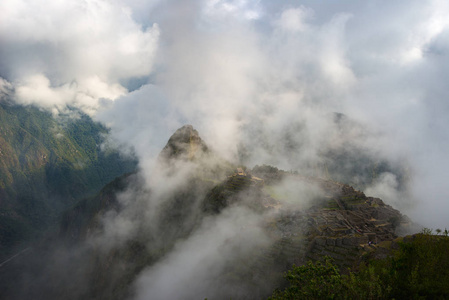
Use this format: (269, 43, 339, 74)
(159, 124, 209, 161)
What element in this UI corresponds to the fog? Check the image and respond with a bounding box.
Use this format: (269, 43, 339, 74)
(90, 144, 326, 299)
(2, 0, 449, 298)
(132, 206, 271, 300)
(97, 0, 449, 229)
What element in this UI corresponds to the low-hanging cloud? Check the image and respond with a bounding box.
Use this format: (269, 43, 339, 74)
(0, 0, 159, 114)
(2, 0, 448, 227)
(132, 206, 271, 300)
(3, 3, 449, 299)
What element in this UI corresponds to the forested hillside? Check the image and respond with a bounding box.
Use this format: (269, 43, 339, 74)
(270, 230, 449, 299)
(0, 101, 136, 259)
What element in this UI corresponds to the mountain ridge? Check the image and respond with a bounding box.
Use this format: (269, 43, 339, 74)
(0, 124, 416, 300)
(52, 125, 411, 299)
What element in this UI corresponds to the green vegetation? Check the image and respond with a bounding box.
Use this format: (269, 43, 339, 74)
(0, 102, 136, 258)
(269, 257, 346, 300)
(253, 164, 280, 174)
(270, 230, 449, 299)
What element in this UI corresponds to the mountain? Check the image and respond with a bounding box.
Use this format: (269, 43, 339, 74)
(237, 112, 410, 191)
(0, 124, 422, 300)
(53, 126, 411, 298)
(158, 124, 209, 161)
(0, 101, 137, 259)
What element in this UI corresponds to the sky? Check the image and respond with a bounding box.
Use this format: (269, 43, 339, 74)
(2, 0, 449, 233)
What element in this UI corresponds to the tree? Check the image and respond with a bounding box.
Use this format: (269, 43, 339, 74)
(269, 257, 343, 300)
(269, 229, 449, 300)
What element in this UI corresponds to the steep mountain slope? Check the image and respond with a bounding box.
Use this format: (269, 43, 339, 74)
(0, 101, 137, 259)
(54, 125, 409, 300)
(0, 125, 412, 300)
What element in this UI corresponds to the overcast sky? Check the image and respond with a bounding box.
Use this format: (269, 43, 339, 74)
(2, 0, 449, 228)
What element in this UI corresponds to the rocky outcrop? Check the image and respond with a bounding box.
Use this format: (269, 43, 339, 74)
(158, 125, 209, 162)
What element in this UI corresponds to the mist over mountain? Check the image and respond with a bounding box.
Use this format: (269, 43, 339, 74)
(0, 125, 415, 300)
(1, 0, 449, 299)
(0, 100, 136, 260)
(2, 0, 449, 227)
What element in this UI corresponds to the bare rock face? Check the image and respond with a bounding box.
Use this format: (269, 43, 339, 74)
(158, 125, 209, 162)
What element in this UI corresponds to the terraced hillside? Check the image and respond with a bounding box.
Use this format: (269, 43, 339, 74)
(203, 170, 410, 296)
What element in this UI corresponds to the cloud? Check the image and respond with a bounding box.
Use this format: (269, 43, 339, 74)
(86, 1, 449, 230)
(0, 78, 13, 101)
(203, 0, 263, 21)
(5, 1, 449, 298)
(365, 172, 407, 208)
(4, 1, 449, 293)
(133, 206, 271, 300)
(95, 84, 176, 170)
(275, 6, 314, 32)
(0, 0, 159, 114)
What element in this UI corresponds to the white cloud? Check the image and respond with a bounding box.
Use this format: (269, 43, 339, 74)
(0, 0, 159, 114)
(13, 73, 128, 115)
(3, 0, 449, 257)
(133, 206, 271, 300)
(203, 0, 262, 21)
(276, 6, 314, 32)
(5, 0, 449, 298)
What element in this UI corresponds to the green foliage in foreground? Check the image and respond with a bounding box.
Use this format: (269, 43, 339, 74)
(269, 257, 388, 300)
(270, 230, 449, 299)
